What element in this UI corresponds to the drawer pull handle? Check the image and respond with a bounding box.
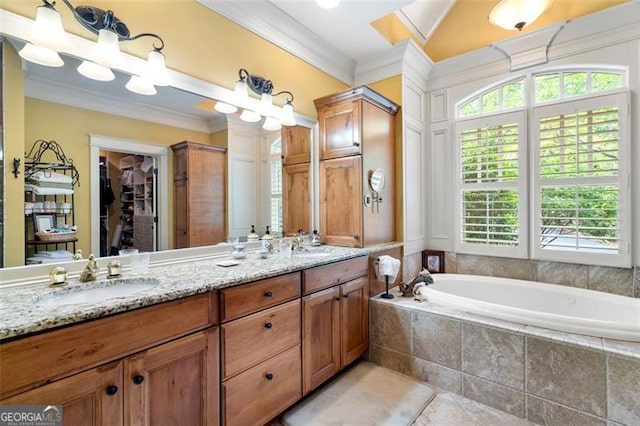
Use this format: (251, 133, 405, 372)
(344, 293, 350, 299)
(264, 290, 273, 298)
(106, 385, 118, 396)
(353, 141, 360, 147)
(133, 374, 145, 385)
(335, 297, 341, 302)
(265, 373, 274, 381)
(264, 322, 273, 329)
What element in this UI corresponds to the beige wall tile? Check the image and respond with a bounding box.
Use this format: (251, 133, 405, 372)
(412, 311, 462, 369)
(462, 323, 525, 390)
(368, 344, 414, 377)
(456, 254, 494, 276)
(490, 257, 534, 281)
(588, 266, 634, 297)
(534, 261, 588, 288)
(370, 302, 412, 355)
(402, 252, 422, 282)
(413, 357, 462, 395)
(608, 355, 640, 425)
(444, 251, 457, 273)
(463, 375, 525, 418)
(526, 396, 606, 426)
(526, 337, 607, 417)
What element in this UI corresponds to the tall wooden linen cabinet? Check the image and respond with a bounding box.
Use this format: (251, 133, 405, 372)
(314, 86, 399, 247)
(282, 126, 311, 236)
(171, 141, 226, 248)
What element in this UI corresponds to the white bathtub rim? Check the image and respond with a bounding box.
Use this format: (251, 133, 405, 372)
(418, 274, 640, 343)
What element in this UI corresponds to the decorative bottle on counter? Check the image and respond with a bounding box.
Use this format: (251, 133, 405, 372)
(247, 225, 260, 242)
(262, 225, 274, 240)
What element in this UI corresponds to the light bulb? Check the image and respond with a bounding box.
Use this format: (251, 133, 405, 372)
(240, 109, 261, 123)
(19, 43, 63, 67)
(30, 5, 72, 52)
(126, 75, 157, 96)
(77, 60, 115, 81)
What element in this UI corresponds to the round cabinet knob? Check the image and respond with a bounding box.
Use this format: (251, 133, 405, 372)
(106, 385, 118, 396)
(264, 322, 273, 329)
(344, 293, 350, 299)
(353, 141, 360, 147)
(264, 290, 273, 298)
(132, 374, 145, 385)
(265, 373, 274, 381)
(335, 297, 341, 302)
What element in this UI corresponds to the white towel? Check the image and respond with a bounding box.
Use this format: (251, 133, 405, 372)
(25, 184, 74, 195)
(31, 171, 72, 184)
(376, 255, 401, 282)
(32, 250, 74, 259)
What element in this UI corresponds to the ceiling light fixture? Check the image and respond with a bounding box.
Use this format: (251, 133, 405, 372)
(489, 0, 553, 31)
(215, 68, 296, 130)
(18, 0, 170, 95)
(316, 0, 340, 9)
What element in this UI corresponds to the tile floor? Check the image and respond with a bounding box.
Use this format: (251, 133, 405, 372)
(414, 389, 538, 426)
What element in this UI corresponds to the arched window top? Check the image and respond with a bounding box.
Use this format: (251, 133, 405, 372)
(533, 69, 624, 104)
(458, 78, 525, 118)
(270, 138, 281, 154)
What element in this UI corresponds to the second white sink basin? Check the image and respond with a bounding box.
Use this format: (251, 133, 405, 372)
(35, 278, 159, 306)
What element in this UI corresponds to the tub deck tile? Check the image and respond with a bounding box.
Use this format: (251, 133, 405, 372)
(603, 338, 640, 361)
(607, 355, 640, 425)
(524, 325, 605, 352)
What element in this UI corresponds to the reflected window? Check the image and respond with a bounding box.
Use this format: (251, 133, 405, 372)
(270, 138, 283, 235)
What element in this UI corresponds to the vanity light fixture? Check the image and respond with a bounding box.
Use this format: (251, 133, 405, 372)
(489, 0, 553, 31)
(214, 68, 296, 130)
(18, 0, 171, 96)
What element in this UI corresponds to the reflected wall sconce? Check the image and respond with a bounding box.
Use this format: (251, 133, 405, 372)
(489, 0, 553, 31)
(215, 68, 296, 131)
(18, 0, 170, 96)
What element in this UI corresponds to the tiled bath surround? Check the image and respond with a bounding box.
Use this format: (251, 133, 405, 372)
(369, 296, 640, 426)
(438, 252, 639, 298)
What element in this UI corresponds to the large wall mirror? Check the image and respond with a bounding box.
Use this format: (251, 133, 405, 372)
(1, 35, 316, 269)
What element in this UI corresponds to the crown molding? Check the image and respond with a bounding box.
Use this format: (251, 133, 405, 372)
(491, 22, 566, 71)
(197, 0, 355, 85)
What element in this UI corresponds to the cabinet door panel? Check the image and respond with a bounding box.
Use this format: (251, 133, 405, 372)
(302, 286, 341, 394)
(1, 361, 123, 426)
(319, 101, 361, 160)
(125, 329, 219, 426)
(283, 163, 311, 236)
(319, 156, 363, 247)
(341, 276, 369, 367)
(282, 125, 311, 165)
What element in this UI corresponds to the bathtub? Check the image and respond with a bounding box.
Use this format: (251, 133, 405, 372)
(416, 274, 640, 342)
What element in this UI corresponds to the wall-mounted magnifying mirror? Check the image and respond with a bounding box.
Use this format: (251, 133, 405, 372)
(369, 168, 386, 193)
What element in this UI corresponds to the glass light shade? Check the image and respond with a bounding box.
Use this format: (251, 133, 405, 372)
(263, 116, 282, 131)
(316, 0, 340, 9)
(91, 29, 126, 69)
(126, 75, 157, 96)
(240, 109, 261, 123)
(77, 60, 115, 81)
(143, 50, 171, 86)
(233, 79, 249, 103)
(281, 103, 296, 126)
(259, 93, 274, 116)
(19, 43, 63, 67)
(214, 101, 238, 114)
(30, 5, 72, 52)
(489, 0, 553, 31)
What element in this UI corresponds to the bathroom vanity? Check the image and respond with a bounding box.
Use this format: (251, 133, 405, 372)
(0, 244, 389, 425)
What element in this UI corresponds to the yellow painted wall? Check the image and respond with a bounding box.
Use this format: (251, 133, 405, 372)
(368, 76, 404, 241)
(1, 1, 348, 117)
(3, 43, 26, 267)
(22, 97, 215, 263)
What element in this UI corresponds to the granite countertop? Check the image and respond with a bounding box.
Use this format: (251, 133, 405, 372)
(0, 243, 402, 341)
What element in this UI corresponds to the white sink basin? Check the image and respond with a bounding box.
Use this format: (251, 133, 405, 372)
(35, 278, 159, 306)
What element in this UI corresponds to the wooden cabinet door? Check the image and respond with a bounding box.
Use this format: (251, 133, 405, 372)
(282, 163, 311, 235)
(1, 361, 123, 426)
(319, 156, 363, 247)
(302, 286, 341, 395)
(282, 125, 311, 165)
(341, 276, 369, 367)
(124, 329, 219, 426)
(318, 100, 361, 160)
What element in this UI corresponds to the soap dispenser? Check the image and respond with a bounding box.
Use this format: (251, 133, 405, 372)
(262, 225, 274, 240)
(247, 225, 260, 242)
(311, 229, 321, 246)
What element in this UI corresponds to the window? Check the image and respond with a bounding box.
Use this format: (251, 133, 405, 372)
(456, 111, 527, 258)
(269, 139, 283, 235)
(455, 68, 628, 266)
(533, 92, 629, 265)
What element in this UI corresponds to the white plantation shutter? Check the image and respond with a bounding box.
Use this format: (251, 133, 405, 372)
(533, 92, 630, 266)
(456, 111, 527, 257)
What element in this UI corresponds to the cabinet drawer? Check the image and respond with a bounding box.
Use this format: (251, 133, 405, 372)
(222, 299, 300, 379)
(0, 293, 214, 398)
(303, 256, 368, 295)
(223, 345, 301, 426)
(220, 272, 300, 322)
